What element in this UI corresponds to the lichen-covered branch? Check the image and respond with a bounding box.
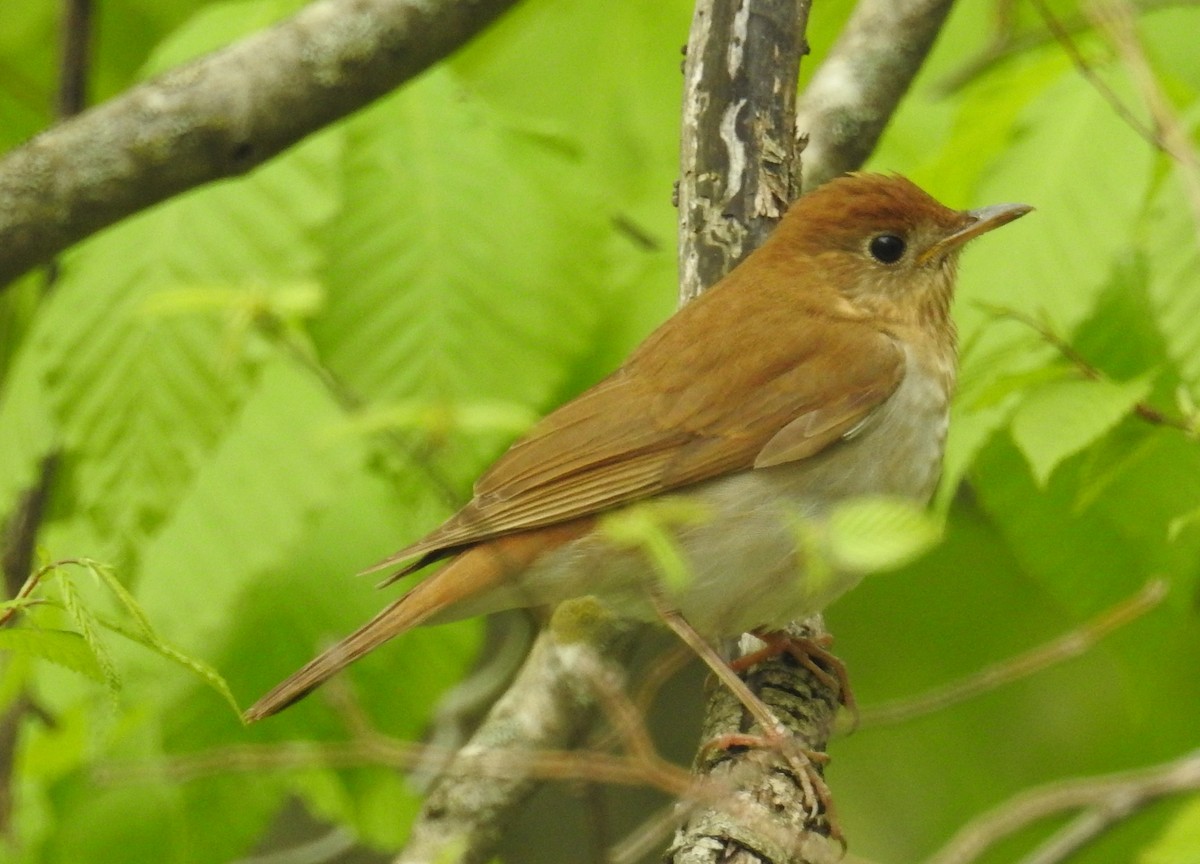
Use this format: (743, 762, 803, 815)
(0, 0, 520, 288)
(677, 0, 812, 302)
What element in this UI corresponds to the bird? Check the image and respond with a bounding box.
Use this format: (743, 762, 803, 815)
(245, 173, 1031, 723)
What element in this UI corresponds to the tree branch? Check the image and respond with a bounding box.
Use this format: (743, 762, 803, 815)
(795, 0, 957, 189)
(0, 454, 57, 836)
(0, 0, 521, 289)
(394, 601, 640, 864)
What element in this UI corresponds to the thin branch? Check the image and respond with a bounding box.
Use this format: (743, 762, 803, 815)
(860, 579, 1167, 727)
(794, 0, 957, 190)
(0, 0, 521, 288)
(1087, 0, 1200, 243)
(0, 0, 89, 826)
(925, 748, 1200, 864)
(1029, 0, 1162, 148)
(936, 0, 1193, 94)
(57, 0, 93, 118)
(0, 455, 58, 837)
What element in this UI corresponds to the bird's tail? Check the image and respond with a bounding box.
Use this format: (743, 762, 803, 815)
(243, 518, 594, 723)
(243, 598, 420, 723)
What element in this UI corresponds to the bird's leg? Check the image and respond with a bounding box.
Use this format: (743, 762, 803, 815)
(655, 606, 787, 738)
(731, 629, 857, 723)
(651, 600, 841, 839)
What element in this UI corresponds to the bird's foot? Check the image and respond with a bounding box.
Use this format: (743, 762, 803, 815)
(653, 603, 845, 843)
(701, 731, 843, 847)
(733, 630, 858, 726)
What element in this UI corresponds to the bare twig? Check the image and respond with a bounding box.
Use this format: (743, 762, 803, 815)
(97, 735, 692, 794)
(0, 455, 59, 836)
(925, 749, 1200, 864)
(1029, 0, 1162, 148)
(860, 579, 1167, 727)
(0, 459, 59, 628)
(794, 0, 957, 190)
(937, 0, 1192, 94)
(1031, 0, 1200, 253)
(0, 0, 91, 825)
(1087, 0, 1200, 241)
(57, 0, 93, 118)
(0, 0, 521, 288)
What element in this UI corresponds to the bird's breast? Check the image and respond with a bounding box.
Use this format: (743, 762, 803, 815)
(767, 341, 953, 504)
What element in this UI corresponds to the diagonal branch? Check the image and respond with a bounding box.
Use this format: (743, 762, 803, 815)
(925, 748, 1200, 864)
(795, 0, 957, 190)
(0, 0, 521, 289)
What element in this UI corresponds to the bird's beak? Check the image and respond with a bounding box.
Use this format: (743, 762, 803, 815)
(917, 201, 1034, 265)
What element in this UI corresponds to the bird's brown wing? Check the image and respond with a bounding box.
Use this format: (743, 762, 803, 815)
(366, 285, 904, 575)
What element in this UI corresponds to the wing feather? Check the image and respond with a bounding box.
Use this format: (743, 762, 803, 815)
(367, 262, 906, 575)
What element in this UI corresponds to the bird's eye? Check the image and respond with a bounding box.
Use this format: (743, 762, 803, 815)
(868, 234, 906, 264)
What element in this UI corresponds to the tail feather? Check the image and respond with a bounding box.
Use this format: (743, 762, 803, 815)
(244, 517, 595, 723)
(243, 589, 435, 722)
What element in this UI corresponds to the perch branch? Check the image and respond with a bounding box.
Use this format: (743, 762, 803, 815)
(0, 0, 520, 288)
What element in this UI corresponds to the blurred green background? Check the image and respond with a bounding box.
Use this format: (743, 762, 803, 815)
(1, 0, 1199, 861)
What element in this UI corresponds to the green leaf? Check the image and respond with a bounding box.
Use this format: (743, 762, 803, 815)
(0, 331, 59, 524)
(312, 68, 611, 445)
(902, 48, 1067, 202)
(955, 65, 1157, 344)
(141, 0, 308, 75)
(1140, 795, 1200, 864)
(334, 399, 540, 441)
(826, 497, 943, 573)
(57, 576, 121, 697)
(84, 561, 241, 715)
(1072, 254, 1170, 381)
(0, 0, 56, 148)
(1145, 143, 1200, 396)
(1169, 506, 1200, 542)
(935, 336, 1054, 512)
(453, 0, 691, 207)
(134, 359, 362, 662)
(96, 614, 240, 717)
(600, 497, 713, 590)
(0, 629, 104, 681)
(1010, 373, 1155, 486)
(32, 131, 336, 562)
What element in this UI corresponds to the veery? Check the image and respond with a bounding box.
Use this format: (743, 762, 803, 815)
(246, 173, 1030, 722)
